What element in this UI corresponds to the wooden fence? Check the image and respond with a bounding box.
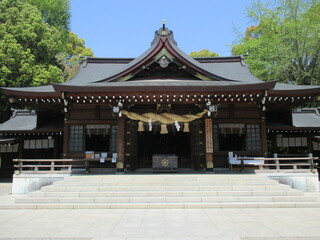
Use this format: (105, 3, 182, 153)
(13, 159, 86, 174)
(232, 154, 318, 173)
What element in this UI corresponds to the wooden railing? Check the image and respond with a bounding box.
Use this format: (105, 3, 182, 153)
(13, 159, 86, 174)
(234, 155, 318, 173)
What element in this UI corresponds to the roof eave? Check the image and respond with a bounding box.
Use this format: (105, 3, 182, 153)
(269, 87, 320, 96)
(1, 87, 59, 98)
(53, 81, 276, 94)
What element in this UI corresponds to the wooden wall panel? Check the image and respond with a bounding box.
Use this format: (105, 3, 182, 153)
(70, 109, 96, 120)
(69, 105, 113, 120)
(234, 110, 260, 119)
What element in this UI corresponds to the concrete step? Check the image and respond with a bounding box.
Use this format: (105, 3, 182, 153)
(4, 201, 320, 209)
(16, 196, 316, 203)
(52, 180, 279, 186)
(41, 184, 292, 192)
(28, 189, 303, 198)
(15, 195, 317, 204)
(7, 174, 319, 209)
(62, 175, 270, 181)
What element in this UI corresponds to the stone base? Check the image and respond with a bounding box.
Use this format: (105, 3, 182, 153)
(12, 173, 71, 194)
(257, 172, 319, 192)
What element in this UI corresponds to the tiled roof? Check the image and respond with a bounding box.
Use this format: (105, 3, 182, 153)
(0, 110, 37, 131)
(292, 110, 320, 128)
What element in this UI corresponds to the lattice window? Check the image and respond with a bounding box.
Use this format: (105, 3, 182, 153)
(69, 125, 84, 152)
(277, 135, 308, 147)
(246, 124, 261, 151)
(24, 139, 54, 149)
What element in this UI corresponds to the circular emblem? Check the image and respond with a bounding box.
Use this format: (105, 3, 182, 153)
(116, 162, 124, 169)
(161, 159, 170, 167)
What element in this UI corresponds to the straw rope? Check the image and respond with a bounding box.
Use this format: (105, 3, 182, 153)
(121, 109, 208, 124)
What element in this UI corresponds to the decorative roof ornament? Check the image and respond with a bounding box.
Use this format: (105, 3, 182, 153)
(161, 20, 167, 35)
(151, 20, 177, 46)
(158, 55, 171, 68)
(162, 20, 166, 30)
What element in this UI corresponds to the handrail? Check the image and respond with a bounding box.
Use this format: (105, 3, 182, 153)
(13, 159, 86, 174)
(230, 154, 318, 172)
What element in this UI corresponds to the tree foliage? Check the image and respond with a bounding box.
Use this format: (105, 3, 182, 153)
(57, 31, 94, 81)
(190, 49, 220, 57)
(0, 0, 64, 87)
(0, 0, 94, 121)
(0, 0, 94, 86)
(25, 0, 93, 81)
(26, 0, 70, 32)
(232, 0, 320, 85)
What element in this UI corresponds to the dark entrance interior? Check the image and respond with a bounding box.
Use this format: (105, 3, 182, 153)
(137, 131, 191, 169)
(0, 153, 16, 179)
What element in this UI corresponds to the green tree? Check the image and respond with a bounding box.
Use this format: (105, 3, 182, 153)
(26, 0, 94, 81)
(26, 0, 70, 31)
(0, 0, 65, 121)
(0, 0, 64, 87)
(57, 31, 94, 81)
(232, 0, 320, 85)
(190, 49, 220, 57)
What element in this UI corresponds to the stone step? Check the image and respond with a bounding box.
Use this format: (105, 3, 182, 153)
(60, 178, 274, 184)
(7, 174, 319, 209)
(41, 184, 291, 192)
(52, 180, 279, 186)
(15, 195, 317, 204)
(7, 201, 320, 209)
(28, 189, 303, 198)
(62, 175, 270, 181)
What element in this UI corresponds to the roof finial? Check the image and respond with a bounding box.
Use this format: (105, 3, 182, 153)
(162, 20, 166, 30)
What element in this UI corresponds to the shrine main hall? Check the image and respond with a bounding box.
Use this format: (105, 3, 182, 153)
(1, 24, 320, 177)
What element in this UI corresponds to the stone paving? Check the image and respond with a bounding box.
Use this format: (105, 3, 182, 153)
(1, 183, 320, 239)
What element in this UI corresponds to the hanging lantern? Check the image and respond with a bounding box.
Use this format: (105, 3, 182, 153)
(160, 124, 168, 134)
(138, 121, 144, 132)
(183, 122, 190, 132)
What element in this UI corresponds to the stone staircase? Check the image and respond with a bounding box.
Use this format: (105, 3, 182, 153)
(9, 174, 320, 209)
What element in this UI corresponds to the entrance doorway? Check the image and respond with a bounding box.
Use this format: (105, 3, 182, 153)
(0, 153, 16, 179)
(137, 131, 191, 169)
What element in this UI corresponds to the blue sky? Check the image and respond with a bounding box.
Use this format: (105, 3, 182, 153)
(70, 0, 261, 58)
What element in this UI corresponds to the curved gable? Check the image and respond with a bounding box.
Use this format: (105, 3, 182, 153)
(94, 27, 237, 83)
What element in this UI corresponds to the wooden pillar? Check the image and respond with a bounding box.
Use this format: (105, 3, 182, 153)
(205, 118, 214, 171)
(116, 117, 125, 172)
(261, 116, 268, 157)
(62, 122, 69, 158)
(62, 92, 69, 159)
(53, 136, 58, 159)
(261, 90, 268, 157)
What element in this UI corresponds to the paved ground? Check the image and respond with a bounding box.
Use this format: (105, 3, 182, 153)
(1, 183, 320, 240)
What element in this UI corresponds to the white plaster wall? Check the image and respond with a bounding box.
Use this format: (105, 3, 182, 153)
(12, 174, 71, 194)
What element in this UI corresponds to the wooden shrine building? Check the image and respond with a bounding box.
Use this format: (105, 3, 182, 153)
(1, 24, 320, 177)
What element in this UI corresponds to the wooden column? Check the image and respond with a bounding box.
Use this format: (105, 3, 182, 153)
(205, 118, 214, 171)
(261, 90, 268, 157)
(261, 117, 268, 157)
(62, 93, 69, 158)
(53, 136, 58, 158)
(116, 117, 125, 172)
(62, 121, 69, 158)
